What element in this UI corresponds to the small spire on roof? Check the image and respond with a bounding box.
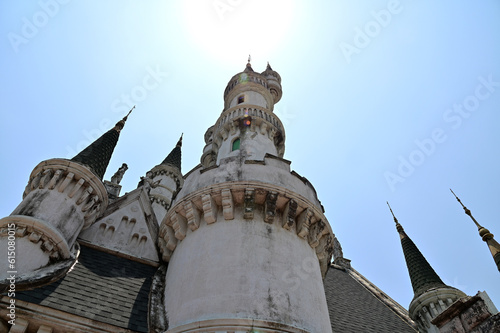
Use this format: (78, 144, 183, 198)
(450, 189, 500, 272)
(114, 105, 135, 132)
(450, 189, 482, 228)
(387, 201, 404, 234)
(244, 55, 254, 72)
(388, 202, 450, 298)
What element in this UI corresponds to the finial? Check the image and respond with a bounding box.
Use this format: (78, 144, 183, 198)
(387, 201, 404, 234)
(114, 106, 135, 132)
(450, 189, 481, 229)
(248, 54, 251, 64)
(123, 105, 135, 121)
(177, 133, 183, 147)
(450, 189, 500, 272)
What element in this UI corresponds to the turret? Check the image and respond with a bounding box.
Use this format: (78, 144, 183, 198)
(202, 58, 285, 166)
(156, 62, 334, 333)
(387, 203, 466, 333)
(139, 135, 183, 224)
(0, 112, 131, 290)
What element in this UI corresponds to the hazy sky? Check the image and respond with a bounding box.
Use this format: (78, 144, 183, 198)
(1, 1, 499, 311)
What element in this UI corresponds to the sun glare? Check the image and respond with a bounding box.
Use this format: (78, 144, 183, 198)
(182, 0, 294, 64)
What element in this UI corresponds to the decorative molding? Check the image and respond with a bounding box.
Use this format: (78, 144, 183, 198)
(264, 191, 278, 223)
(296, 208, 312, 239)
(243, 188, 255, 219)
(282, 198, 297, 230)
(158, 183, 335, 278)
(184, 201, 201, 231)
(201, 194, 217, 224)
(221, 189, 234, 220)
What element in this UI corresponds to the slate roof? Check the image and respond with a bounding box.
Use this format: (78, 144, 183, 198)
(161, 135, 182, 171)
(16, 245, 157, 332)
(400, 235, 449, 298)
(71, 127, 120, 179)
(324, 265, 417, 333)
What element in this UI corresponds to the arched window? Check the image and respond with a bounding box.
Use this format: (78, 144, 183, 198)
(237, 95, 245, 104)
(232, 138, 240, 151)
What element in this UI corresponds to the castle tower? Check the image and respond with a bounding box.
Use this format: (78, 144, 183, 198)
(156, 61, 335, 332)
(450, 189, 500, 272)
(388, 203, 467, 333)
(140, 135, 184, 224)
(0, 113, 130, 290)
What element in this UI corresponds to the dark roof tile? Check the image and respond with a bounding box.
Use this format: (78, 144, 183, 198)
(16, 245, 156, 333)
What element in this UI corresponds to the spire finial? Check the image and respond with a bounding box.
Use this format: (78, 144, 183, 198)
(450, 189, 500, 272)
(123, 105, 135, 121)
(450, 189, 481, 229)
(387, 201, 404, 234)
(114, 105, 135, 132)
(177, 133, 183, 147)
(248, 54, 251, 64)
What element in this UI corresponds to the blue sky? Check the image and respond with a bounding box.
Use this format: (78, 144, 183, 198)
(1, 1, 499, 311)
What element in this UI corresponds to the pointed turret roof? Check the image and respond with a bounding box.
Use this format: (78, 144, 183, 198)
(71, 108, 133, 180)
(387, 203, 449, 298)
(450, 189, 500, 272)
(161, 134, 182, 171)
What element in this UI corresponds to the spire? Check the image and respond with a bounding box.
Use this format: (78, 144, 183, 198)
(450, 189, 500, 272)
(387, 202, 449, 298)
(71, 107, 134, 179)
(244, 54, 254, 72)
(161, 134, 183, 171)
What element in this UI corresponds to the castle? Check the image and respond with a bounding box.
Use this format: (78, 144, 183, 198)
(0, 61, 499, 332)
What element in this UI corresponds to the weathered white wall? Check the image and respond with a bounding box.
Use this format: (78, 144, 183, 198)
(0, 236, 50, 278)
(229, 91, 268, 109)
(164, 207, 332, 333)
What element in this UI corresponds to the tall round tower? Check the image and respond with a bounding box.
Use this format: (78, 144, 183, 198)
(158, 61, 335, 333)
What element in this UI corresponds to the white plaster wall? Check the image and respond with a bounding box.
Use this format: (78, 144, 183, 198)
(12, 189, 85, 246)
(241, 129, 278, 161)
(229, 91, 268, 109)
(150, 174, 177, 200)
(78, 194, 159, 262)
(164, 208, 332, 333)
(216, 130, 241, 164)
(0, 238, 50, 278)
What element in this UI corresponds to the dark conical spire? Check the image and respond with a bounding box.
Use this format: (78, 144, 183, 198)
(387, 202, 449, 298)
(161, 134, 182, 171)
(71, 107, 134, 179)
